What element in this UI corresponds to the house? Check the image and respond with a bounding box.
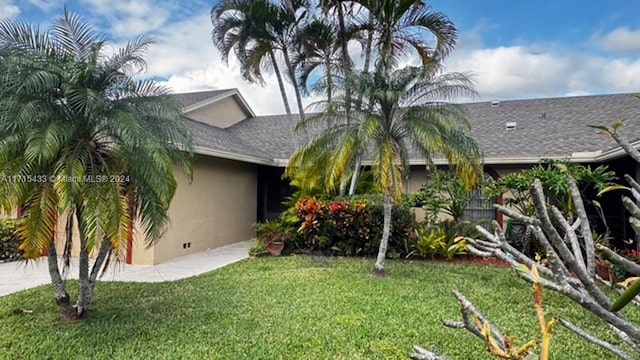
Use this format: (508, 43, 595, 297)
(72, 89, 640, 264)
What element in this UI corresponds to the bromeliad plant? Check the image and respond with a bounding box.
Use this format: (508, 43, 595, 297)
(407, 224, 467, 260)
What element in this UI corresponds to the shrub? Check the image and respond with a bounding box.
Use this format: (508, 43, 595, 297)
(0, 219, 21, 262)
(407, 221, 468, 260)
(255, 221, 295, 245)
(293, 196, 415, 257)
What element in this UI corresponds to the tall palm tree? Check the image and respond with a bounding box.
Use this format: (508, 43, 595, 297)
(369, 0, 457, 74)
(212, 0, 293, 115)
(270, 0, 312, 119)
(293, 18, 344, 102)
(347, 0, 459, 195)
(289, 63, 482, 276)
(0, 10, 192, 318)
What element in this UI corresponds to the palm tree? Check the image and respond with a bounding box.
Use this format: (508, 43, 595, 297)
(275, 0, 311, 119)
(346, 0, 459, 195)
(0, 10, 192, 318)
(369, 0, 457, 73)
(293, 18, 344, 102)
(289, 63, 482, 276)
(212, 0, 293, 115)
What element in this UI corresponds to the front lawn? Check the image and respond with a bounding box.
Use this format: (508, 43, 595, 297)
(0, 257, 636, 359)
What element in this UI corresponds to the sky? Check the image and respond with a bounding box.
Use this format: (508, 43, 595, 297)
(4, 0, 640, 115)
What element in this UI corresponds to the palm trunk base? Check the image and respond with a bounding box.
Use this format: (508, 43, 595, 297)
(61, 306, 88, 321)
(372, 267, 386, 278)
(55, 291, 70, 307)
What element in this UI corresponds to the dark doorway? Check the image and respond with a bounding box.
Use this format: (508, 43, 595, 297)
(257, 166, 293, 222)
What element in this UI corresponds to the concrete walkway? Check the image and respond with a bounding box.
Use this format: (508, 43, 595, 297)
(0, 240, 252, 297)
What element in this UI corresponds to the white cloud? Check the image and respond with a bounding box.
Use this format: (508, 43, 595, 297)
(593, 27, 640, 53)
(149, 14, 294, 115)
(79, 0, 173, 37)
(25, 0, 63, 11)
(71, 6, 640, 116)
(0, 0, 20, 19)
(442, 37, 640, 102)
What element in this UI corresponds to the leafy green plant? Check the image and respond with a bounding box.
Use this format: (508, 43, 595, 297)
(0, 219, 21, 262)
(408, 227, 446, 259)
(255, 221, 294, 245)
(407, 222, 468, 260)
(484, 160, 616, 256)
(248, 238, 269, 257)
(484, 159, 615, 216)
(409, 170, 475, 223)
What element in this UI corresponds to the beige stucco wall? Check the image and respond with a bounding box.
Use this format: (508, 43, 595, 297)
(148, 156, 257, 265)
(185, 96, 249, 128)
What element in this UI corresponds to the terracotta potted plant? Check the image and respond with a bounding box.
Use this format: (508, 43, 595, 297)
(255, 221, 288, 257)
(596, 259, 613, 281)
(266, 237, 285, 256)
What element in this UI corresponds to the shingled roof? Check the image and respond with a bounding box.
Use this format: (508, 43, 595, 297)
(179, 91, 640, 166)
(172, 89, 235, 108)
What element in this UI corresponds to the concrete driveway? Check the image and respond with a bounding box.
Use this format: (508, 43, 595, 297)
(0, 240, 251, 297)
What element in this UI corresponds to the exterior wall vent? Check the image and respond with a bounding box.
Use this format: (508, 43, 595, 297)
(505, 121, 517, 130)
(491, 100, 500, 107)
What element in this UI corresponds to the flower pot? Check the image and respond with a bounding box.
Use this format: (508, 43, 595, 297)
(596, 262, 611, 281)
(267, 241, 284, 256)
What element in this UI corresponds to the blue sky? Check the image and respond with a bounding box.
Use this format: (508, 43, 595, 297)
(4, 0, 640, 114)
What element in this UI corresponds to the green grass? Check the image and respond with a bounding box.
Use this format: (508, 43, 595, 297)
(1, 257, 638, 359)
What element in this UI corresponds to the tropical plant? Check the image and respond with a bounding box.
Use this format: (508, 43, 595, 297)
(292, 195, 415, 257)
(289, 62, 482, 276)
(407, 225, 466, 260)
(0, 10, 192, 318)
(346, 0, 459, 195)
(212, 0, 293, 115)
(211, 0, 311, 118)
(293, 18, 344, 102)
(0, 219, 21, 261)
(410, 170, 475, 223)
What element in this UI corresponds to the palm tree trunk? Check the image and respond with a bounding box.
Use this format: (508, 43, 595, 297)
(348, 154, 362, 196)
(74, 209, 114, 317)
(362, 10, 374, 74)
(373, 189, 393, 277)
(87, 239, 113, 301)
(75, 210, 90, 317)
(338, 177, 348, 196)
(348, 10, 373, 195)
(282, 49, 305, 119)
(47, 238, 70, 307)
(325, 57, 332, 102)
(269, 50, 292, 115)
(336, 2, 350, 71)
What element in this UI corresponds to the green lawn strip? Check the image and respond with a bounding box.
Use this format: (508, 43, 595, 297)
(0, 257, 637, 359)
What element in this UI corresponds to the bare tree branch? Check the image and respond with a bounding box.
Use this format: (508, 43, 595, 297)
(558, 318, 635, 360)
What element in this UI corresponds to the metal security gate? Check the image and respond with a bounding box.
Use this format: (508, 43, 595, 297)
(462, 173, 496, 225)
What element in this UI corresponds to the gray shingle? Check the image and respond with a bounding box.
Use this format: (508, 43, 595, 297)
(187, 119, 270, 161)
(188, 91, 640, 163)
(172, 89, 235, 108)
(229, 93, 640, 161)
(464, 93, 640, 158)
